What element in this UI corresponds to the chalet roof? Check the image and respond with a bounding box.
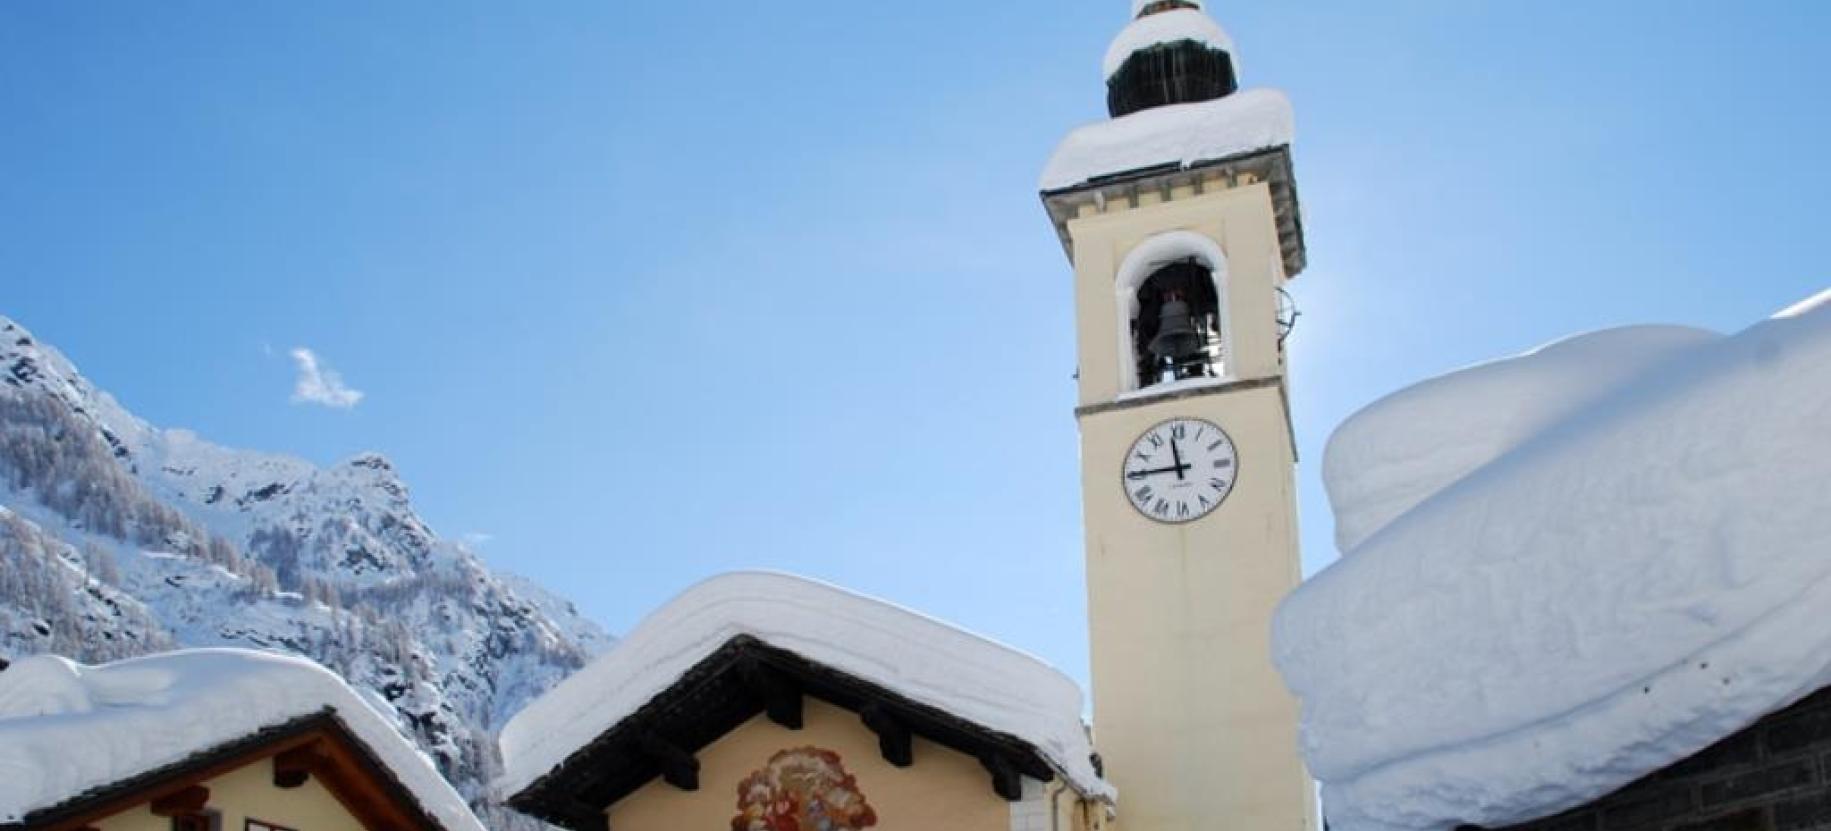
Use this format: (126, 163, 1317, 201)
(0, 649, 485, 831)
(497, 573, 1111, 829)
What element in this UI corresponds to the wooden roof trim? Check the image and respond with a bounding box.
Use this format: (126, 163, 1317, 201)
(6, 711, 449, 831)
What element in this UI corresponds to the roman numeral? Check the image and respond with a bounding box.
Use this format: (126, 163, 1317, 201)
(1153, 499, 1169, 516)
(1171, 423, 1187, 440)
(1135, 486, 1153, 502)
(1207, 440, 1225, 452)
(1210, 478, 1229, 491)
(1177, 502, 1190, 518)
(1213, 459, 1233, 469)
(1148, 434, 1165, 449)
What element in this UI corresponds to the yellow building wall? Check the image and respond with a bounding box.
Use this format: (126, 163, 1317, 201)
(94, 759, 365, 831)
(1067, 181, 1316, 831)
(607, 699, 1097, 831)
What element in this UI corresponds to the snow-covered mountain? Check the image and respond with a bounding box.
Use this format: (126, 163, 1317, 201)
(0, 315, 612, 828)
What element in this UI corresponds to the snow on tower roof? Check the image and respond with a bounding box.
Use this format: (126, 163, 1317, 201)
(0, 649, 486, 831)
(1104, 7, 1234, 81)
(497, 571, 1113, 803)
(1273, 289, 1831, 831)
(1039, 87, 1293, 192)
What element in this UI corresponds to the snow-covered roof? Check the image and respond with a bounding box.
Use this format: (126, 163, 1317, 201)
(498, 572, 1113, 803)
(1273, 288, 1831, 831)
(1039, 88, 1294, 193)
(1103, 8, 1234, 81)
(0, 649, 486, 831)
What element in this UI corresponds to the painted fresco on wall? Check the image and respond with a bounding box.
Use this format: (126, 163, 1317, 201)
(731, 746, 879, 831)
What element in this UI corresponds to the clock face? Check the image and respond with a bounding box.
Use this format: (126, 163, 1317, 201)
(1122, 418, 1238, 524)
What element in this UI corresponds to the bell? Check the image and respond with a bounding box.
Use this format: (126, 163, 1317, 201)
(1149, 298, 1207, 369)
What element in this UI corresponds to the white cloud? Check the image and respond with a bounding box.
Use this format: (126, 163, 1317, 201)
(289, 348, 364, 409)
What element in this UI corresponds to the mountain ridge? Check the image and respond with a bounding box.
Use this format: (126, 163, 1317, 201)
(0, 315, 612, 828)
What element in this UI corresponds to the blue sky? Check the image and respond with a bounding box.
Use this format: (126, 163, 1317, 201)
(2, 2, 1826, 686)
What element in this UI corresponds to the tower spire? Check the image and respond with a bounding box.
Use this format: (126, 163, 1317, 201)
(1106, 0, 1237, 117)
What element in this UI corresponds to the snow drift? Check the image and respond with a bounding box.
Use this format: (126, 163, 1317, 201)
(498, 571, 1112, 803)
(0, 648, 486, 831)
(1274, 289, 1831, 831)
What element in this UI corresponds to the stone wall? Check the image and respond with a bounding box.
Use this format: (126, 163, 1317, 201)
(1485, 688, 1831, 831)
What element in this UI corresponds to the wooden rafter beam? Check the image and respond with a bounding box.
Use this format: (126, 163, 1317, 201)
(272, 741, 330, 789)
(637, 733, 699, 792)
(979, 754, 1024, 802)
(149, 786, 210, 818)
(549, 797, 609, 831)
(738, 658, 803, 730)
(859, 704, 913, 768)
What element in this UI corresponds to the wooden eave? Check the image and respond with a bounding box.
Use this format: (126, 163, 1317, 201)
(4, 710, 447, 831)
(1040, 144, 1308, 279)
(504, 635, 1064, 831)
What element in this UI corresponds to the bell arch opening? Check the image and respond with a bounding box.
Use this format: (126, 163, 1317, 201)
(1133, 260, 1223, 386)
(1113, 231, 1232, 394)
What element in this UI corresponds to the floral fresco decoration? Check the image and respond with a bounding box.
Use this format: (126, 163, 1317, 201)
(731, 746, 879, 831)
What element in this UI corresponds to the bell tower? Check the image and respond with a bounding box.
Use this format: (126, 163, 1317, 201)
(1040, 2, 1314, 830)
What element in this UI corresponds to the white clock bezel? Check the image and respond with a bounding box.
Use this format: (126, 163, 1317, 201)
(1120, 417, 1239, 525)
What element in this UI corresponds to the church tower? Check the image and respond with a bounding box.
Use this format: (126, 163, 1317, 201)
(1040, 3, 1314, 830)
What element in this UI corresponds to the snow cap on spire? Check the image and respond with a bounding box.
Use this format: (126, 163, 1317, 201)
(1104, 1, 1238, 117)
(1104, 8, 1235, 80)
(1133, 0, 1205, 18)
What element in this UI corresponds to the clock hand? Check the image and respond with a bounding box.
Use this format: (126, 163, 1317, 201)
(1128, 464, 1193, 480)
(1170, 436, 1187, 481)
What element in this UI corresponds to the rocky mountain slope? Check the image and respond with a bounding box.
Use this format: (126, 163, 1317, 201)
(0, 316, 612, 827)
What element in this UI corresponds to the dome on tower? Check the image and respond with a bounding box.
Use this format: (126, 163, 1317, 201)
(1105, 2, 1238, 118)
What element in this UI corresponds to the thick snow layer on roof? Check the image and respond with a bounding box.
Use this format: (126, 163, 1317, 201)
(498, 572, 1112, 803)
(1324, 325, 1721, 553)
(1039, 88, 1293, 193)
(0, 649, 486, 831)
(1273, 289, 1831, 831)
(1103, 8, 1234, 80)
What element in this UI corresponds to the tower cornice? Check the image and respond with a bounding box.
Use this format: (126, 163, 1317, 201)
(1040, 144, 1307, 279)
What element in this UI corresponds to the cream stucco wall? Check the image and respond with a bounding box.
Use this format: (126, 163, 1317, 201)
(1068, 180, 1315, 831)
(606, 699, 1099, 831)
(94, 757, 364, 831)
(1068, 180, 1290, 406)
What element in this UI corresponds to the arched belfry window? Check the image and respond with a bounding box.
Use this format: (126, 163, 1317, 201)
(1113, 231, 1232, 395)
(1132, 259, 1223, 387)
